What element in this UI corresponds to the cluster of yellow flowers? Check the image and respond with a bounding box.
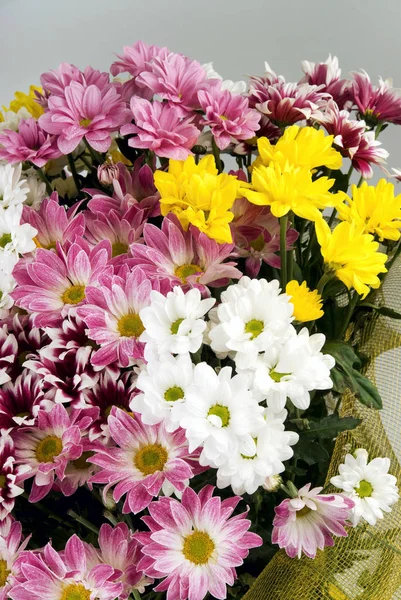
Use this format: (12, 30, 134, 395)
(1, 85, 44, 121)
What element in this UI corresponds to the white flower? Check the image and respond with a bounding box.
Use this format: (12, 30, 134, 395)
(23, 169, 47, 209)
(0, 163, 28, 208)
(0, 249, 19, 275)
(330, 448, 399, 526)
(52, 175, 78, 199)
(175, 363, 265, 467)
(0, 204, 37, 256)
(216, 407, 298, 495)
(140, 287, 215, 355)
(263, 474, 283, 492)
(202, 62, 247, 94)
(242, 327, 335, 411)
(0, 271, 15, 318)
(132, 353, 194, 431)
(209, 277, 294, 369)
(0, 107, 30, 132)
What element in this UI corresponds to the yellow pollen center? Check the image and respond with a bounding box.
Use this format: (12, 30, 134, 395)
(0, 475, 6, 488)
(182, 530, 215, 565)
(112, 241, 129, 257)
(104, 404, 133, 418)
(219, 114, 228, 121)
(134, 443, 168, 476)
(250, 234, 265, 252)
(60, 583, 91, 600)
(35, 435, 63, 463)
(355, 480, 373, 498)
(245, 319, 264, 339)
(0, 559, 10, 587)
(297, 506, 312, 518)
(269, 369, 291, 382)
(72, 451, 95, 471)
(174, 263, 202, 283)
(0, 233, 12, 248)
(164, 386, 185, 402)
(79, 118, 92, 128)
(171, 318, 184, 335)
(117, 313, 145, 338)
(62, 284, 86, 305)
(208, 404, 230, 427)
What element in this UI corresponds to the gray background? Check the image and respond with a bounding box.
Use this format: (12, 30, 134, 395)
(1, 0, 401, 173)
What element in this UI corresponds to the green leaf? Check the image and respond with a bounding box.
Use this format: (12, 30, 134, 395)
(293, 437, 330, 465)
(324, 340, 383, 409)
(301, 414, 361, 439)
(359, 304, 401, 320)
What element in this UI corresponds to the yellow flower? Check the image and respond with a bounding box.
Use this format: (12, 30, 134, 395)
(3, 86, 44, 119)
(154, 155, 240, 244)
(315, 217, 388, 299)
(337, 179, 401, 241)
(241, 161, 340, 221)
(286, 280, 324, 322)
(0, 112, 4, 123)
(253, 125, 343, 171)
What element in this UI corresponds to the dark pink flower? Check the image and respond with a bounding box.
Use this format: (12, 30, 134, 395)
(351, 70, 401, 125)
(300, 55, 352, 109)
(0, 118, 61, 168)
(0, 325, 17, 386)
(0, 371, 45, 430)
(0, 436, 31, 521)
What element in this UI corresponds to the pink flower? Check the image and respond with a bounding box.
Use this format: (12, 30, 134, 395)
(22, 194, 85, 250)
(13, 403, 97, 502)
(0, 119, 61, 168)
(97, 162, 121, 186)
(41, 63, 109, 97)
(0, 436, 31, 521)
(300, 55, 352, 109)
(9, 534, 123, 600)
(121, 97, 200, 160)
(351, 70, 401, 126)
(0, 521, 30, 600)
(57, 438, 101, 497)
(39, 77, 131, 154)
(198, 86, 260, 150)
(272, 483, 354, 559)
(129, 216, 241, 293)
(89, 408, 201, 514)
(0, 326, 17, 386)
(136, 485, 262, 600)
(0, 371, 45, 430)
(12, 238, 111, 327)
(97, 523, 152, 597)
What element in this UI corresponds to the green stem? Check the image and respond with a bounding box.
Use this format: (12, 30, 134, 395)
(83, 138, 104, 165)
(36, 167, 53, 196)
(279, 215, 288, 289)
(375, 121, 384, 139)
(287, 212, 294, 283)
(338, 291, 360, 339)
(356, 175, 364, 187)
(67, 509, 99, 534)
(79, 153, 93, 170)
(386, 240, 401, 272)
(67, 154, 81, 194)
(316, 272, 332, 296)
(211, 137, 223, 173)
(133, 590, 142, 600)
(21, 492, 64, 524)
(327, 207, 337, 228)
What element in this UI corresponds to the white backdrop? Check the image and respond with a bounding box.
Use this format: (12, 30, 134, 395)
(1, 0, 401, 169)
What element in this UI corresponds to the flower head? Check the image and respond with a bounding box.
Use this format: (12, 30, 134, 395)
(0, 326, 18, 386)
(0, 204, 37, 257)
(351, 70, 401, 126)
(0, 118, 61, 168)
(300, 55, 351, 109)
(4, 86, 44, 119)
(0, 371, 45, 430)
(0, 435, 31, 521)
(0, 521, 30, 600)
(285, 280, 324, 322)
(0, 164, 28, 210)
(272, 483, 354, 558)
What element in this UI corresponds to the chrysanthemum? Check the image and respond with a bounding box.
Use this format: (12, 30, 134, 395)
(136, 485, 262, 600)
(154, 155, 240, 244)
(58, 438, 101, 497)
(0, 164, 28, 210)
(0, 118, 61, 168)
(351, 70, 401, 126)
(285, 280, 324, 322)
(0, 326, 18, 385)
(0, 204, 37, 257)
(40, 63, 110, 98)
(0, 108, 31, 133)
(300, 55, 351, 109)
(0, 435, 31, 521)
(4, 85, 44, 119)
(23, 169, 47, 209)
(121, 97, 200, 160)
(315, 217, 388, 299)
(9, 534, 123, 600)
(89, 408, 201, 513)
(0, 521, 31, 600)
(129, 216, 241, 291)
(0, 371, 45, 430)
(0, 272, 15, 319)
(337, 180, 401, 241)
(272, 483, 354, 558)
(330, 448, 399, 526)
(12, 238, 110, 327)
(13, 403, 96, 502)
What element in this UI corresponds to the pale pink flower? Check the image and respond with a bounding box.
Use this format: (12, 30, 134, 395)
(300, 55, 352, 109)
(136, 485, 262, 600)
(0, 521, 31, 600)
(0, 119, 61, 168)
(351, 70, 401, 125)
(9, 534, 123, 600)
(0, 371, 45, 430)
(89, 408, 201, 514)
(0, 436, 31, 521)
(97, 162, 121, 186)
(272, 483, 354, 559)
(129, 216, 241, 293)
(41, 63, 109, 98)
(121, 97, 200, 159)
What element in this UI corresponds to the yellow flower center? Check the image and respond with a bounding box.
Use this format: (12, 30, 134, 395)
(134, 443, 168, 476)
(182, 530, 215, 565)
(0, 233, 12, 248)
(250, 234, 265, 252)
(104, 404, 133, 418)
(72, 451, 95, 471)
(0, 559, 10, 587)
(117, 313, 145, 338)
(174, 263, 202, 283)
(245, 319, 264, 339)
(297, 506, 312, 518)
(170, 318, 184, 335)
(35, 435, 63, 463)
(60, 583, 91, 600)
(164, 386, 185, 402)
(269, 369, 291, 382)
(61, 284, 86, 305)
(355, 480, 373, 498)
(112, 241, 129, 257)
(0, 475, 6, 488)
(79, 118, 92, 128)
(208, 404, 230, 427)
(219, 115, 228, 121)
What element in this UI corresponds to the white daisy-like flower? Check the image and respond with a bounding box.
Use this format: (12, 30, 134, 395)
(216, 408, 299, 495)
(139, 286, 215, 355)
(0, 271, 15, 319)
(0, 204, 37, 256)
(174, 363, 265, 467)
(0, 107, 30, 132)
(0, 163, 29, 208)
(202, 61, 247, 94)
(23, 168, 47, 209)
(0, 249, 19, 275)
(330, 448, 399, 526)
(209, 277, 294, 369)
(132, 353, 194, 431)
(240, 326, 335, 411)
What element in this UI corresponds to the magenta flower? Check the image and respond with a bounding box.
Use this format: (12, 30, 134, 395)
(97, 523, 152, 597)
(0, 436, 31, 521)
(22, 194, 85, 250)
(129, 216, 241, 293)
(300, 55, 352, 109)
(198, 86, 260, 150)
(0, 325, 17, 385)
(57, 437, 101, 497)
(12, 238, 111, 327)
(13, 403, 97, 502)
(121, 97, 200, 160)
(0, 521, 30, 600)
(0, 371, 45, 430)
(272, 483, 354, 559)
(89, 408, 201, 514)
(9, 534, 123, 600)
(39, 78, 131, 154)
(77, 266, 170, 368)
(0, 119, 61, 168)
(351, 70, 401, 126)
(136, 485, 262, 600)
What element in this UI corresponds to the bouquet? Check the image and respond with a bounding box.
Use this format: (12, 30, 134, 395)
(0, 43, 400, 600)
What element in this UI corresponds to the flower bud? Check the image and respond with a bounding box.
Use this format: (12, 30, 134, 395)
(97, 162, 120, 186)
(263, 474, 282, 492)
